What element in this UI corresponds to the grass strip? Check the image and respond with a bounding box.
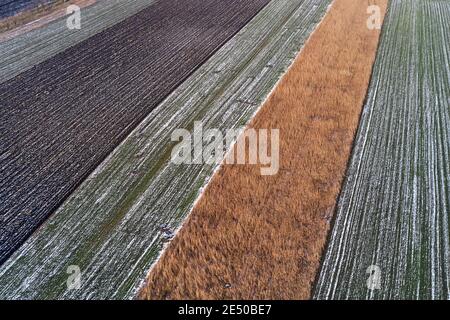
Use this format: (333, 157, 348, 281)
(141, 0, 387, 299)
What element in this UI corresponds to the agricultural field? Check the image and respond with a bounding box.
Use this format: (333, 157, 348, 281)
(0, 0, 76, 32)
(0, 0, 331, 299)
(0, 0, 155, 81)
(0, 0, 271, 264)
(0, 0, 56, 19)
(314, 0, 450, 300)
(142, 0, 387, 300)
(0, 0, 449, 304)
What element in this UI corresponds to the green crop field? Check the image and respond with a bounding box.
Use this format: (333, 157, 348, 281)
(2, 0, 449, 302)
(314, 0, 450, 300)
(0, 0, 331, 300)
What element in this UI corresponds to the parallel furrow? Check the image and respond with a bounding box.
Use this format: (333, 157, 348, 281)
(314, 0, 450, 300)
(0, 0, 331, 300)
(0, 0, 271, 264)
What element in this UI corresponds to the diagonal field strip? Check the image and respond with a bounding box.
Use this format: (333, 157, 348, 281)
(0, 0, 331, 299)
(0, 0, 54, 19)
(141, 0, 387, 300)
(0, 0, 158, 81)
(0, 0, 272, 264)
(0, 0, 96, 38)
(314, 0, 450, 300)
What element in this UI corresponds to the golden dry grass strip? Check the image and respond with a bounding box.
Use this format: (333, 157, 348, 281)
(140, 0, 387, 300)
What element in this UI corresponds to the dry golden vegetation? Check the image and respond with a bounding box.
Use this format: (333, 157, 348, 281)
(140, 0, 387, 299)
(0, 0, 92, 33)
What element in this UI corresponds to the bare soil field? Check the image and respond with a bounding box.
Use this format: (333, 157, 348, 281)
(0, 0, 95, 39)
(141, 0, 387, 300)
(0, 0, 270, 264)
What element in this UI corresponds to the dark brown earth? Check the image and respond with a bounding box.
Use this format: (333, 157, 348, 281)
(0, 0, 270, 264)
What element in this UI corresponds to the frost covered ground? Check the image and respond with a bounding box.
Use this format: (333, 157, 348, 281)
(314, 0, 450, 300)
(0, 0, 157, 82)
(0, 0, 271, 265)
(0, 0, 331, 299)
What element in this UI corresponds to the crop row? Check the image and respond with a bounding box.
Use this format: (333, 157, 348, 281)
(0, 0, 54, 19)
(0, 0, 331, 299)
(314, 0, 450, 299)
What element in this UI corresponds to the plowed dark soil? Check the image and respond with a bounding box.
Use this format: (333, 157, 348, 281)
(0, 0, 270, 264)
